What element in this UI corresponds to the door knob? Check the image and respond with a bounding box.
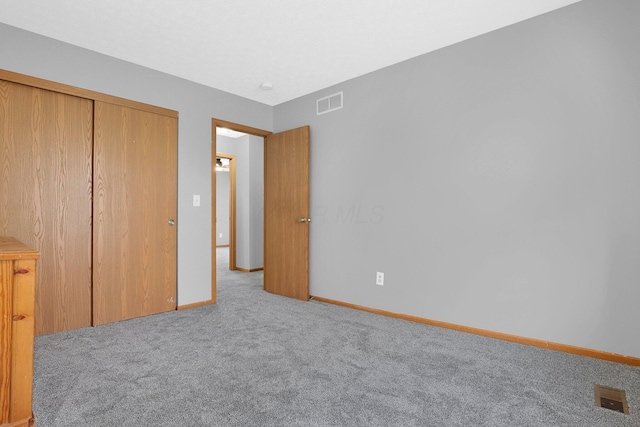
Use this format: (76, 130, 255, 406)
(168, 219, 176, 226)
(298, 218, 311, 223)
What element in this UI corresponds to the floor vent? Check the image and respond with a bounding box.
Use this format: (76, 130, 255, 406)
(317, 92, 343, 115)
(594, 384, 629, 414)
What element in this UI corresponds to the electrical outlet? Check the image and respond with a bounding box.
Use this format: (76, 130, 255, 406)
(376, 272, 384, 286)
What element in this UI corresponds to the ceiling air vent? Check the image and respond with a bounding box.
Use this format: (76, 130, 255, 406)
(317, 92, 343, 115)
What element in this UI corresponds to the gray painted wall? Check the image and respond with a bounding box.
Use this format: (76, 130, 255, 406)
(0, 23, 273, 306)
(274, 0, 640, 357)
(217, 135, 264, 270)
(249, 136, 265, 269)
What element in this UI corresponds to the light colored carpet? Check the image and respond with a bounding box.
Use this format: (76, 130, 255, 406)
(33, 247, 640, 426)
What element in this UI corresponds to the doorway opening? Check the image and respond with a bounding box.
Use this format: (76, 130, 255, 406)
(215, 154, 236, 269)
(212, 119, 271, 303)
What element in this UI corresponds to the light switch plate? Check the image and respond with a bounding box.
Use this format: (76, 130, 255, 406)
(193, 194, 200, 207)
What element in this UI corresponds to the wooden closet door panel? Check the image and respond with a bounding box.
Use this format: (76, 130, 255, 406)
(93, 101, 177, 325)
(0, 80, 93, 335)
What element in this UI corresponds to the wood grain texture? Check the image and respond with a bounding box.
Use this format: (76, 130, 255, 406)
(176, 300, 214, 311)
(0, 239, 38, 426)
(0, 239, 39, 260)
(93, 101, 177, 326)
(0, 80, 93, 335)
(1, 419, 34, 427)
(211, 130, 217, 303)
(0, 260, 11, 423)
(9, 259, 36, 423)
(264, 126, 310, 301)
(212, 119, 272, 138)
(0, 69, 178, 119)
(311, 296, 640, 367)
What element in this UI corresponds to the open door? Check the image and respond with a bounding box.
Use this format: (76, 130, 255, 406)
(264, 126, 310, 301)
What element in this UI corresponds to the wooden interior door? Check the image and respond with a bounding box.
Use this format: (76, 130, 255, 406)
(264, 126, 310, 301)
(93, 101, 177, 325)
(0, 80, 93, 335)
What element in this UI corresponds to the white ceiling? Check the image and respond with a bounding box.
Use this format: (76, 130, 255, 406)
(216, 127, 247, 139)
(0, 0, 582, 106)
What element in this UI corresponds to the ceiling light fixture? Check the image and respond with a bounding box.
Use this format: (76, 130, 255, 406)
(259, 82, 273, 91)
(215, 157, 230, 172)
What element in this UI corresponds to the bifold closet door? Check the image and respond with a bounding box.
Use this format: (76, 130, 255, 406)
(0, 80, 93, 335)
(93, 101, 177, 325)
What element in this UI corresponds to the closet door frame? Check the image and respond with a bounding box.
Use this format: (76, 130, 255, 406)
(0, 69, 177, 118)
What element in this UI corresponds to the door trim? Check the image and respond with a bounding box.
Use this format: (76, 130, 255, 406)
(0, 68, 178, 118)
(211, 119, 271, 303)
